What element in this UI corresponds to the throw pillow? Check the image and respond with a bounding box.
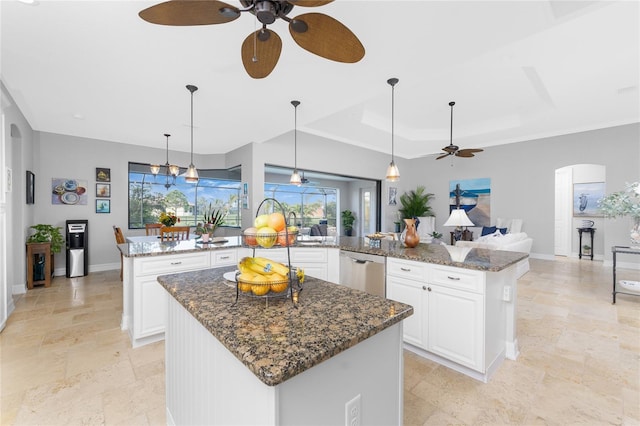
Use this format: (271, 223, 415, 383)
(498, 227, 508, 235)
(481, 226, 497, 236)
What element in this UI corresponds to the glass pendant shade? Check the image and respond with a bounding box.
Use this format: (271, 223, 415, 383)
(186, 84, 199, 184)
(443, 209, 475, 227)
(169, 164, 180, 177)
(150, 164, 161, 175)
(386, 77, 400, 182)
(290, 100, 301, 186)
(185, 163, 199, 183)
(290, 169, 302, 185)
(386, 161, 400, 182)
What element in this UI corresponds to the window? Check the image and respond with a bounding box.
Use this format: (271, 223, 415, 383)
(128, 162, 241, 229)
(264, 183, 337, 227)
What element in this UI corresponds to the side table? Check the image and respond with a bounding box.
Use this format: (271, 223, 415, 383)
(612, 245, 640, 304)
(577, 227, 595, 260)
(450, 230, 473, 245)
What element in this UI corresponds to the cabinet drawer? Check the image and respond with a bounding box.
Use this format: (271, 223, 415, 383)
(135, 252, 210, 276)
(291, 248, 327, 263)
(212, 249, 237, 266)
(431, 265, 484, 293)
(387, 258, 427, 281)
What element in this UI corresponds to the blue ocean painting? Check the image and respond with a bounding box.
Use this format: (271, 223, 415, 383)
(449, 178, 491, 227)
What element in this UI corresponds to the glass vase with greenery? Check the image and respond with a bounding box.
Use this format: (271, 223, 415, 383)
(341, 210, 356, 236)
(598, 181, 640, 245)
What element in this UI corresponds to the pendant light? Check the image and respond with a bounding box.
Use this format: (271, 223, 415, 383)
(289, 100, 302, 186)
(386, 77, 400, 182)
(151, 133, 180, 189)
(184, 84, 199, 183)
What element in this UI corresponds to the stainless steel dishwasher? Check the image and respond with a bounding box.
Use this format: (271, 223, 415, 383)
(339, 250, 386, 297)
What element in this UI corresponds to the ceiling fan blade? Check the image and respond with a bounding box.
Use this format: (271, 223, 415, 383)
(436, 153, 451, 160)
(455, 151, 475, 158)
(288, 0, 334, 6)
(139, 0, 240, 25)
(241, 29, 282, 79)
(289, 13, 364, 63)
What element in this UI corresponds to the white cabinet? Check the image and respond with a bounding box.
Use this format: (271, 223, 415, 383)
(386, 258, 501, 380)
(211, 249, 237, 267)
(127, 252, 210, 347)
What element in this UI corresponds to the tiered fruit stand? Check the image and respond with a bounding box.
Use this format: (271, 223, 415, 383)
(235, 198, 303, 306)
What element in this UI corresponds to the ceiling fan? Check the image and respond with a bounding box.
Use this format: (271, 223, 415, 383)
(138, 0, 365, 79)
(436, 101, 484, 160)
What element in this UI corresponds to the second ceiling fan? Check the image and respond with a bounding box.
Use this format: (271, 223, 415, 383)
(139, 0, 365, 79)
(436, 101, 484, 160)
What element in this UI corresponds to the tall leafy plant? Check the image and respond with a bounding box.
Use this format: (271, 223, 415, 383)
(398, 186, 434, 219)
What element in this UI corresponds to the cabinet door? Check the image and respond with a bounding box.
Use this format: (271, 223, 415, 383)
(427, 285, 484, 371)
(212, 249, 237, 267)
(135, 276, 167, 338)
(386, 275, 427, 349)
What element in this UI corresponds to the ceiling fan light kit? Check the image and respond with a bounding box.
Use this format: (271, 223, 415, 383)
(139, 0, 365, 79)
(289, 100, 302, 186)
(386, 77, 400, 182)
(185, 84, 199, 184)
(436, 101, 484, 161)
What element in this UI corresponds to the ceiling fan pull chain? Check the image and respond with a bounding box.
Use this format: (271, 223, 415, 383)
(252, 15, 258, 62)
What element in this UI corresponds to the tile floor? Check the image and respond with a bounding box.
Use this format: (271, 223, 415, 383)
(1, 258, 638, 425)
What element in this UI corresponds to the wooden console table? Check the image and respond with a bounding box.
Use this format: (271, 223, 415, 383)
(26, 242, 52, 289)
(612, 245, 640, 304)
(577, 227, 595, 260)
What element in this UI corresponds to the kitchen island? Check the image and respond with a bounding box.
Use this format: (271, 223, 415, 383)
(157, 266, 413, 426)
(119, 236, 527, 381)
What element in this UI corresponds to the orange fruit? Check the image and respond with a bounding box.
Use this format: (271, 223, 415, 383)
(251, 284, 270, 296)
(270, 280, 288, 293)
(243, 227, 258, 246)
(267, 212, 286, 232)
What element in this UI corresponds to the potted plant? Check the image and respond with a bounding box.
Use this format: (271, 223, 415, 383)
(582, 244, 591, 255)
(27, 224, 64, 253)
(398, 186, 434, 220)
(158, 212, 179, 227)
(393, 211, 402, 233)
(598, 181, 640, 245)
(341, 210, 356, 236)
(430, 231, 443, 244)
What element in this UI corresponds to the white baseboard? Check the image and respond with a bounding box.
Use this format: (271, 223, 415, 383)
(53, 262, 120, 277)
(529, 252, 555, 260)
(13, 283, 26, 295)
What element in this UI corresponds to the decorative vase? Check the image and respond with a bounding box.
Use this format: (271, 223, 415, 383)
(201, 233, 210, 243)
(402, 218, 420, 248)
(632, 217, 640, 246)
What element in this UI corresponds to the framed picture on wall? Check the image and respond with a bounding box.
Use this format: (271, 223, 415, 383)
(96, 183, 110, 198)
(573, 182, 605, 217)
(96, 199, 110, 213)
(388, 187, 397, 205)
(26, 170, 35, 204)
(96, 168, 110, 182)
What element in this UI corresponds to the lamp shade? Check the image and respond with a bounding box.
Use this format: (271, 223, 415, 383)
(184, 163, 199, 183)
(386, 161, 400, 182)
(150, 164, 161, 175)
(443, 208, 474, 227)
(290, 169, 302, 186)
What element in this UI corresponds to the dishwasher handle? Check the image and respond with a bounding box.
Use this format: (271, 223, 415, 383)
(352, 259, 369, 264)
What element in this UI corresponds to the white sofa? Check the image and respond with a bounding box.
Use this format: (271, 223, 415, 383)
(455, 231, 533, 278)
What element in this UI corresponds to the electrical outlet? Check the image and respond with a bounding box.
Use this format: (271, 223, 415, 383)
(503, 286, 511, 302)
(345, 394, 361, 426)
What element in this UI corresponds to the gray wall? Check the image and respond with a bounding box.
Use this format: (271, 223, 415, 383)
(403, 124, 640, 258)
(3, 85, 639, 293)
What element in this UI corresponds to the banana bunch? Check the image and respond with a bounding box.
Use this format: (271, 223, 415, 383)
(237, 257, 289, 295)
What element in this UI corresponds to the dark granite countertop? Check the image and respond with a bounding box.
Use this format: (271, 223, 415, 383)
(157, 266, 413, 386)
(120, 235, 527, 272)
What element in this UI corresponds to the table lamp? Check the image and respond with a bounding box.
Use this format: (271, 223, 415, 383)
(443, 208, 474, 242)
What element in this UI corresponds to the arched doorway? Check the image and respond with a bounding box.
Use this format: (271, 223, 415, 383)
(554, 164, 606, 258)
